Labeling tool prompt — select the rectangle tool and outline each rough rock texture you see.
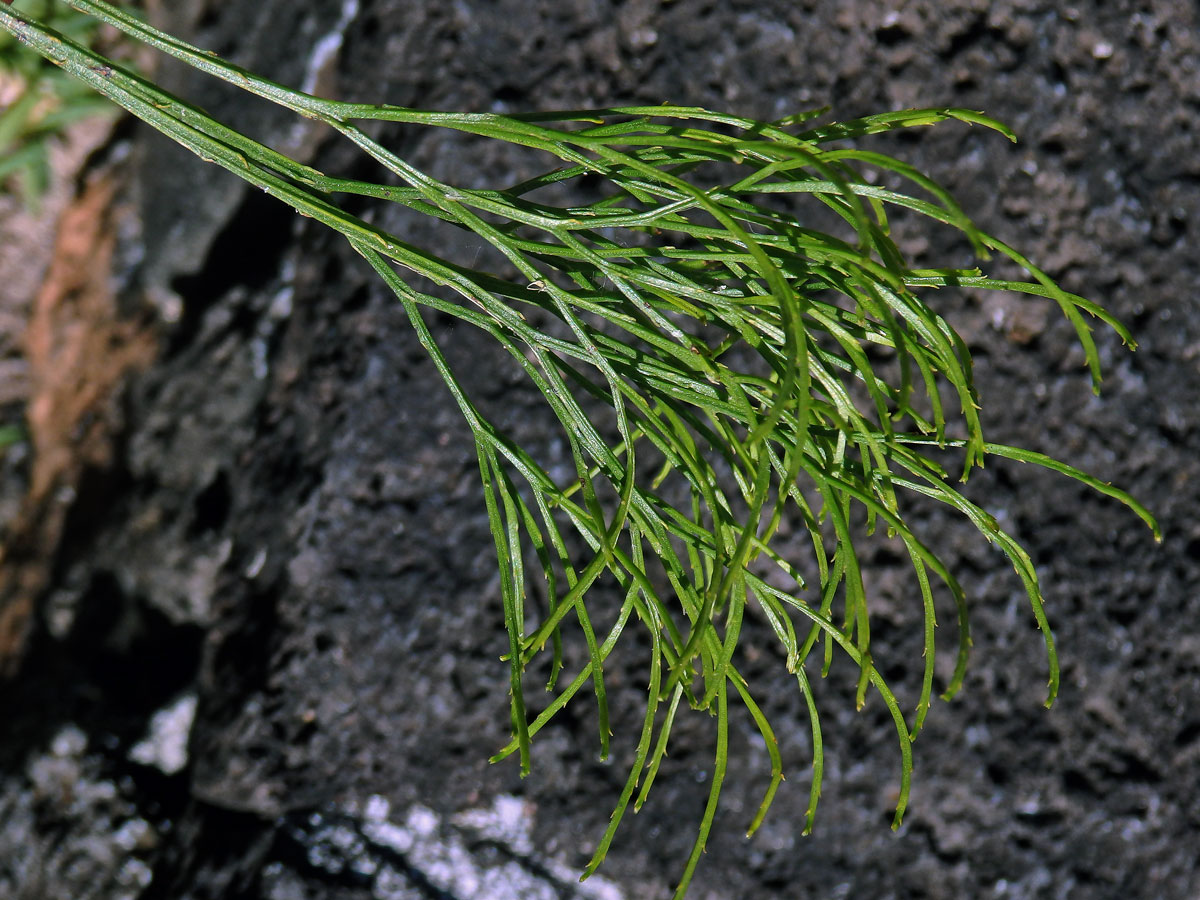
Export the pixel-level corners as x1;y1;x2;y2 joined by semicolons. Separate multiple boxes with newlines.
1;1;1197;898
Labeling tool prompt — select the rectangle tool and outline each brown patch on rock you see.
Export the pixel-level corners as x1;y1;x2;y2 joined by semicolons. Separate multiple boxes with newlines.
0;170;158;674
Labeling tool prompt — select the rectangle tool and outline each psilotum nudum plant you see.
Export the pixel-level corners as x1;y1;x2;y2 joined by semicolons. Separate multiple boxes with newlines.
0;2;1159;897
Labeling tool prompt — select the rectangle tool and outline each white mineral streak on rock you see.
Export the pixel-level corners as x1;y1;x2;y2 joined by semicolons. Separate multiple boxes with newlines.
355;794;625;899
128;693;197;774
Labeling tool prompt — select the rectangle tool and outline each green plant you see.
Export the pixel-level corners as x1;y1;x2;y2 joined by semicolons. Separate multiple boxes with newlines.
0;423;20;451
0;0;119;208
0;2;1160;896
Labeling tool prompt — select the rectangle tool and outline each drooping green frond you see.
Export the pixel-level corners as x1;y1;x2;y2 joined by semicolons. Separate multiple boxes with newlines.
0;3;1159;897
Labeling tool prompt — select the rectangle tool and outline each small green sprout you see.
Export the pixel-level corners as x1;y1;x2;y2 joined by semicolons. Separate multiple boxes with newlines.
0;0;121;208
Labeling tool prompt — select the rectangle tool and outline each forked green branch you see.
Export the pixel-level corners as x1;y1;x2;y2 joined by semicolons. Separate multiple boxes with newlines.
0;2;1160;896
